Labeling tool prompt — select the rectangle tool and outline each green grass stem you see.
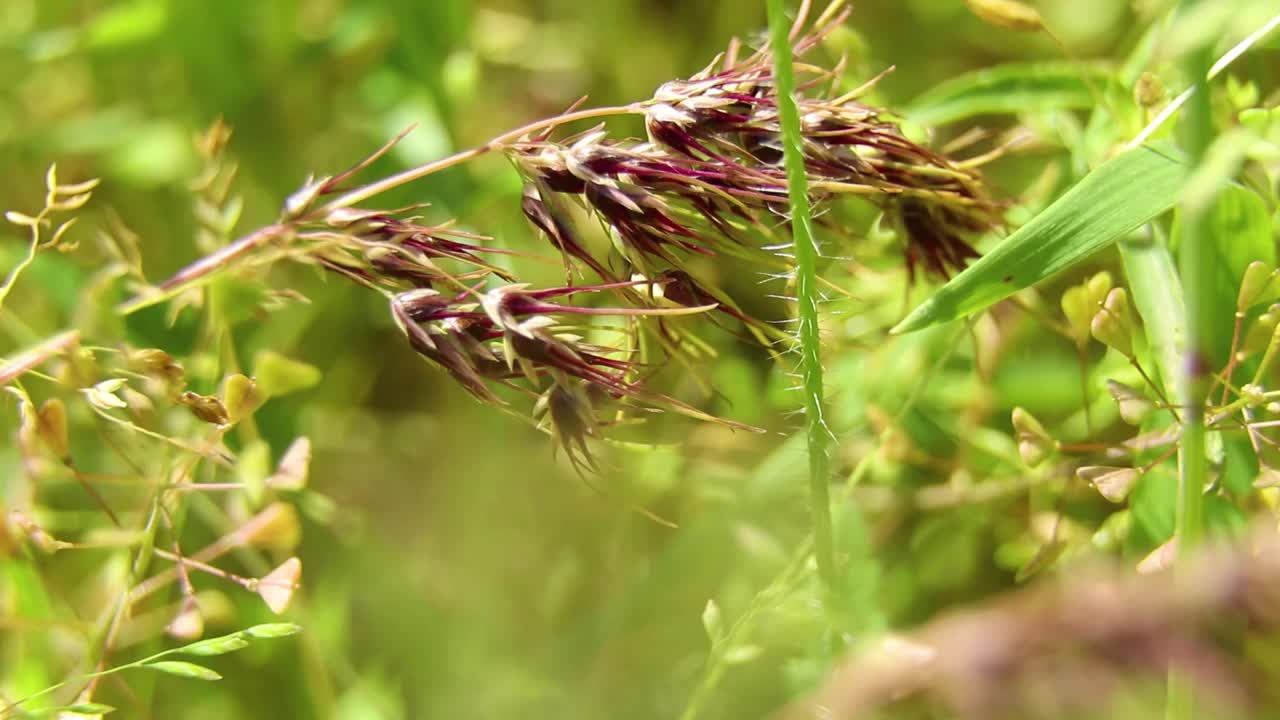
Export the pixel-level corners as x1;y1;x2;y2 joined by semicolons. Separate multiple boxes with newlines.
1168;1;1216;717
765;0;838;609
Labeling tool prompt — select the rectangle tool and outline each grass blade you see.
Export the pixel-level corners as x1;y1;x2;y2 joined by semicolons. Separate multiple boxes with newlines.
906;61;1118;126
892;143;1189;334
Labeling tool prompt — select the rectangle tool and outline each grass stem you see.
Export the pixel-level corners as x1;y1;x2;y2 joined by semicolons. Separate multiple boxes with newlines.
1168;1;1215;717
766;0;838;610
320;104;642;212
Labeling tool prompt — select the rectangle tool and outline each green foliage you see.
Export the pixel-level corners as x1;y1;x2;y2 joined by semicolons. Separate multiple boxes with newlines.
894;144;1190;334
3;1;1280;719
907;61;1119;126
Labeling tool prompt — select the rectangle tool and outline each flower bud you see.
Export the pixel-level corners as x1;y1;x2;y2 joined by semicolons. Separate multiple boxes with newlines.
1240;383;1266;407
1061;272;1111;349
1237;261;1278;312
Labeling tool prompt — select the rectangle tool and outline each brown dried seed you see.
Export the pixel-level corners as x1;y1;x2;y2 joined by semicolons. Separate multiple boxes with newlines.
133;348;186;382
178;391;230;426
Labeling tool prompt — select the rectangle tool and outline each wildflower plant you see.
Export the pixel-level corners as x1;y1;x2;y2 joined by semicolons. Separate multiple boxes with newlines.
120;0;1000;474
5;0;1280;718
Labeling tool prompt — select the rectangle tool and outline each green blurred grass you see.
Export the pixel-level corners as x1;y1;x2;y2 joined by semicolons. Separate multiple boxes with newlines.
2;1;1275;719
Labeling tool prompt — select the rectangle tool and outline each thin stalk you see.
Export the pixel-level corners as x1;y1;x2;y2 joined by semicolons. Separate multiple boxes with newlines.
766;0;838;607
0;330;79;385
131;104;643;309
318;104;641;212
1169;1;1214;717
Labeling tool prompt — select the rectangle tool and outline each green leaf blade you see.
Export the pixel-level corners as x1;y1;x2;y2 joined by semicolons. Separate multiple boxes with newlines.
906;61;1118;126
893;144;1190;334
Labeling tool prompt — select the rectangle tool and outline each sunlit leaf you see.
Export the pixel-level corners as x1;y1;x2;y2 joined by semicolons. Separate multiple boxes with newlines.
894;144;1190;334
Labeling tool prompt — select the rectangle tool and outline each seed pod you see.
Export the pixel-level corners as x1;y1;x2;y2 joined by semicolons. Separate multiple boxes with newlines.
1091;288;1134;358
267;436;311;490
133;348;185;383
36;398;70;463
167;597;205;640
1077;465;1140;503
1012;407;1056;468
1061;272;1112;349
1137;537;1176;574
222;373;262;424
1105;379;1154;425
257;557;302;614
1240;308;1279;358
178;391;229;426
1238;261;1278;312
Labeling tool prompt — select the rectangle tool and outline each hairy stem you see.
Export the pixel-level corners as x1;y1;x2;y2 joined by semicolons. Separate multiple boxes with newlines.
766;0;838;608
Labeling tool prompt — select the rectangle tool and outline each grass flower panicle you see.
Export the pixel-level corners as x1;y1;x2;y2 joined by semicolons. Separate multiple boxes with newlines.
139;0;1000;469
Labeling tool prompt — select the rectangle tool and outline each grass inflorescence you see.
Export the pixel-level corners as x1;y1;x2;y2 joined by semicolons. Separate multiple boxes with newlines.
5;1;1280;718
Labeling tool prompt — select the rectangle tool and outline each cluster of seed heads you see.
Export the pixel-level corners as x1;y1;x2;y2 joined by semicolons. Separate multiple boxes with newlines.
145;1;1001;470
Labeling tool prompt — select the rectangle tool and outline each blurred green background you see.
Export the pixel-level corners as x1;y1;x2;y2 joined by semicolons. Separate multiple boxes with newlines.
2;1;1265;719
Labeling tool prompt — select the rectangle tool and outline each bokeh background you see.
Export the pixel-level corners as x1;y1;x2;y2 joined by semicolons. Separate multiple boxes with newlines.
3;1;1276;719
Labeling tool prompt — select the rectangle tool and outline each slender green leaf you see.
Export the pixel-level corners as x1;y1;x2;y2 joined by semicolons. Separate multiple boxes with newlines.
243;622;304;639
144;661;222;681
906;62;1117;126
893;144;1190;334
